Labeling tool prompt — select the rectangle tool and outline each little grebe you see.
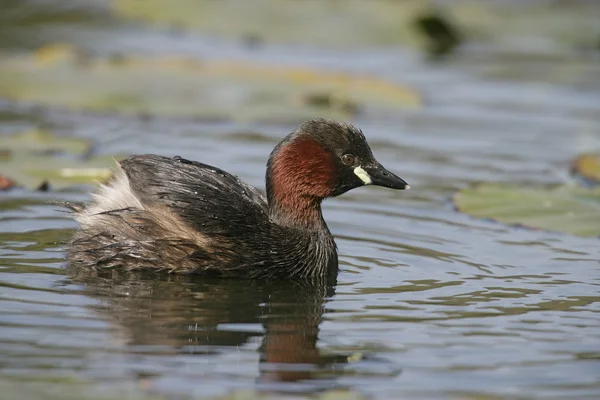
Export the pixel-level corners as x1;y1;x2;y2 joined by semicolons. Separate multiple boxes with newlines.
67;119;408;279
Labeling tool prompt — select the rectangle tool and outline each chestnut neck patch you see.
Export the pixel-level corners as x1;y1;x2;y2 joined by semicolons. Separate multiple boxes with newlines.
267;137;336;228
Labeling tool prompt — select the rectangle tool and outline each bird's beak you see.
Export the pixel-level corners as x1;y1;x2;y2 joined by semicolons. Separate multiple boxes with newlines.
354;162;409;190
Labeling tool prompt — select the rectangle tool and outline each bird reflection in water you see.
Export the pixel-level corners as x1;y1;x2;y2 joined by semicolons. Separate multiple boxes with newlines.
69;269;385;395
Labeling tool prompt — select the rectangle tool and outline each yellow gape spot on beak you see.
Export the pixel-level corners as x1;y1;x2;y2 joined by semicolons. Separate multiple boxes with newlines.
353;166;372;185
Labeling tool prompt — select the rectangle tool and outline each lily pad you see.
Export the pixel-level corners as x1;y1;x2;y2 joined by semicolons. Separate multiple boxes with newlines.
1;128;115;189
453;183;600;237
570;153;600;187
0;44;421;122
2;152;114;190
113;0;600;49
209;389;367;400
1;128;91;156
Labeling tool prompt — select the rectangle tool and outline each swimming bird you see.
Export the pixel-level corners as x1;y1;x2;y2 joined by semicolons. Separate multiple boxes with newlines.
67;119;408;279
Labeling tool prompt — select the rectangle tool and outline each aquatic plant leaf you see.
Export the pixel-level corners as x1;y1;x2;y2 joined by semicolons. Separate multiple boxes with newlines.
454;183;600;237
114;0;425;47
1;129;91;156
0;175;17;190
0;45;421;122
1;152;114;189
0;129;116;189
209;389;367;400
113;0;599;49
319;390;368;400
571;153;600;186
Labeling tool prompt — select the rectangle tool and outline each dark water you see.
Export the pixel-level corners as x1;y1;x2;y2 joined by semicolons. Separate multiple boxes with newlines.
1;1;600;399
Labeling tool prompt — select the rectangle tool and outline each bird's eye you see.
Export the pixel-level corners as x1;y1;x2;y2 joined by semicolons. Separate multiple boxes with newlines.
342;154;356;166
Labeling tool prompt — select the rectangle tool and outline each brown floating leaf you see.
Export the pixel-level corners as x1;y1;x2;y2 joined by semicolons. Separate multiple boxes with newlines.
570;153;600;186
0;175;17;191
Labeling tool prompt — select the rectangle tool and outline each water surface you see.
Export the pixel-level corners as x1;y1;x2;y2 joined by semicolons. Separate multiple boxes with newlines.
1;1;600;399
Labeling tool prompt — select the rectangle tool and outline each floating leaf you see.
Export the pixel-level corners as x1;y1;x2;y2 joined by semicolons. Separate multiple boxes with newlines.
113;0;427;47
454;183;600;237
1;129;91;156
570;153;600;186
0;175;17;190
0;128;116;189
113;0;600;49
1;151;114;190
208;389;367;400
34;43;79;65
319;390;367;400
0;44;421;122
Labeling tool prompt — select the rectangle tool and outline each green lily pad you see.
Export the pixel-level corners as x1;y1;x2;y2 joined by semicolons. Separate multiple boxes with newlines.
209;389;367;400
453;183;600;237
2;151;114;190
0;44;421;122
113;0;600;49
570;153;600;186
1;128;116;189
1;128;91;156
113;0;425;47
